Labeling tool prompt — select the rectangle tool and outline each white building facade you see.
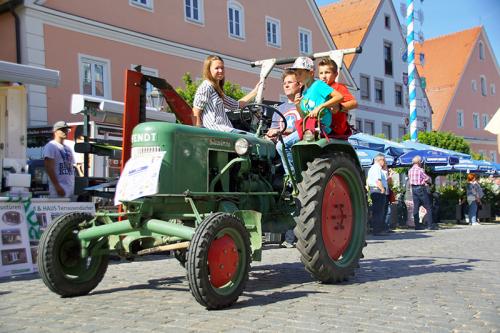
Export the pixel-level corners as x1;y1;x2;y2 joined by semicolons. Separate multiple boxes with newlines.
322;0;432;140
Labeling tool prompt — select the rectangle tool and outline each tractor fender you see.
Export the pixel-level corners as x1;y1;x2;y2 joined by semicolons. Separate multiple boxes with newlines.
233;210;262;262
217;201;262;261
291;138;362;182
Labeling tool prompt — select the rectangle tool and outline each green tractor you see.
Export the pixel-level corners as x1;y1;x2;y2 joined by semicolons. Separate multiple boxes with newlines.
37;48;368;309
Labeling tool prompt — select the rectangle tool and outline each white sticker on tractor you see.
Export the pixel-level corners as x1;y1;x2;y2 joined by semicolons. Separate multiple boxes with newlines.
114;151;166;205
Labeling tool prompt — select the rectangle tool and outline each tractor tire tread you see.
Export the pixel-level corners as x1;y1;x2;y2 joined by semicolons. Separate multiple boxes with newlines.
186;213;251;310
37;212;108;297
294;151;367;283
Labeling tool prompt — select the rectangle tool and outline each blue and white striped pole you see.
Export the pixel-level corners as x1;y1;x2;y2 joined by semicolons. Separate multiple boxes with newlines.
407;0;417;141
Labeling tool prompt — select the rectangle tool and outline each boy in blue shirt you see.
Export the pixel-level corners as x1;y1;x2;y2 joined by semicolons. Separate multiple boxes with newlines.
290;57;343;136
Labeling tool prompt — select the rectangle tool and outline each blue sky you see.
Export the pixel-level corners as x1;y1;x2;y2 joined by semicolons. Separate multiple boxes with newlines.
314;0;500;64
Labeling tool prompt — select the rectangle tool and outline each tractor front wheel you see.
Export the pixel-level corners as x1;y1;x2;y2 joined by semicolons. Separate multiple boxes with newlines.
294;152;367;283
186;213;251;309
37;212;109;297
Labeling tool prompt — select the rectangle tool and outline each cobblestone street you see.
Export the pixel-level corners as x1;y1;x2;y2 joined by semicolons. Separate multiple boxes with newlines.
1;224;499;332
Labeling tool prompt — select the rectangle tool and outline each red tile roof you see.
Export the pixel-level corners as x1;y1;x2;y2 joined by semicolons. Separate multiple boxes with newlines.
320;0;381;68
415;27;482;130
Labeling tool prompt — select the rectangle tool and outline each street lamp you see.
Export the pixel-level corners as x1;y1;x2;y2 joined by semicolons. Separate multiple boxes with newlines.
149;87;164;111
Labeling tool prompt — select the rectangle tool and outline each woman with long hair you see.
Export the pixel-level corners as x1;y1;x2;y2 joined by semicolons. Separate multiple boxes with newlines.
192;55;259;131
466;173;484;225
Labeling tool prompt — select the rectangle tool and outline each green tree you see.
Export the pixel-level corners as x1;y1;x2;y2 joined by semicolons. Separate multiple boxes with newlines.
470;151;483;160
176;73;246;107
402;131;471;154
175;73;199;107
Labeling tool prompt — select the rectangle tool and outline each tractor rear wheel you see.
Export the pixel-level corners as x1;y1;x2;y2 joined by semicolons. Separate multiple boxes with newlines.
186;213;251;309
294;152;367;283
37;212;109;297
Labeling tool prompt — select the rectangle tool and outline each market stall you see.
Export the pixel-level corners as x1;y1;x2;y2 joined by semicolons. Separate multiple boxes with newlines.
0;61;85;278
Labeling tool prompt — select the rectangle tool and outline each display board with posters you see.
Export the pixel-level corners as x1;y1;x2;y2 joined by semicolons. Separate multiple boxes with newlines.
0;202;33;277
0;199;95;277
29;200;95;271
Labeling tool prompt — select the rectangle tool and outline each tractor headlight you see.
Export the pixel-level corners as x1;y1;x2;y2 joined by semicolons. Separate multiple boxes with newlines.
234;138;250;155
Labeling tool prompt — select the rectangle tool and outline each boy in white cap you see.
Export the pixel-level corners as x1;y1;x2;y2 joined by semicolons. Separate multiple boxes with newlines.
290;56;343;135
43;121;75;198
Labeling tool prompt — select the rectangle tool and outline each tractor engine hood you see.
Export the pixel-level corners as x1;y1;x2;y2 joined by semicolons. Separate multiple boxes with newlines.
128;122;276;194
131;122;276;159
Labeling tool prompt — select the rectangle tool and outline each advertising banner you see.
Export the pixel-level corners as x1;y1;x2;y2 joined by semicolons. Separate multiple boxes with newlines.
0;202;33;278
29;201;95;271
0;199;95;277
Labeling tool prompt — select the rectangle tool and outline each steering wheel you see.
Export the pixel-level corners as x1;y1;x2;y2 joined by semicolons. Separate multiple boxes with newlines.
239;103;287;136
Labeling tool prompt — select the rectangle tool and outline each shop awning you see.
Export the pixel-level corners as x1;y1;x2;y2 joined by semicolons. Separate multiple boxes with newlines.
0;61;60;87
400;140;471;159
349;133;407;158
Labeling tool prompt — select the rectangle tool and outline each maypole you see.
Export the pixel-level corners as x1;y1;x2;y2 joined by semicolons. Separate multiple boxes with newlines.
406;0;417;141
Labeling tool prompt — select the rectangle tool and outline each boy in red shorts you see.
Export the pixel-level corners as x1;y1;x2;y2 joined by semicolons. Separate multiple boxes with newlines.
317;58;358;138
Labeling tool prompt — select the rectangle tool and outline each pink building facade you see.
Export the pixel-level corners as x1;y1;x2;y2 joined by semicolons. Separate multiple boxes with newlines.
1;0;338;126
442;31;500;161
417;27;500;162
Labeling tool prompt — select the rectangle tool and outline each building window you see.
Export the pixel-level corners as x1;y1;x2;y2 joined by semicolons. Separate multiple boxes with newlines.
185;0;203;24
457;110;464;128
130;0;153;10
382;123;392;140
395;84;403;106
364;120;374;135
79;55;110;98
491;83;496;95
422;121;428;131
227;1;244;39
482;114;489;128
478;150;486;159
384;15;390;29
471;80;477;91
375;79;384;103
298;28;312;55
355;119;363;132
383;41;393;76
398;126;407;138
479;41;485;60
473;113;480;129
360;75;370;100
490;151;497;163
480;76;487;96
266;17;281;48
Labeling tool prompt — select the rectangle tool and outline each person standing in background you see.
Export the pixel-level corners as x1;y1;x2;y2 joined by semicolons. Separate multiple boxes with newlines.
466;173;483;226
382;162;395;233
408;155;436;230
366;154;388;236
43;121;75;198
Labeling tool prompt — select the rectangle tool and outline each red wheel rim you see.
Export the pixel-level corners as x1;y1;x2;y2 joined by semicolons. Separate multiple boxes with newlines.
207;234;239;288
321;174;353;260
